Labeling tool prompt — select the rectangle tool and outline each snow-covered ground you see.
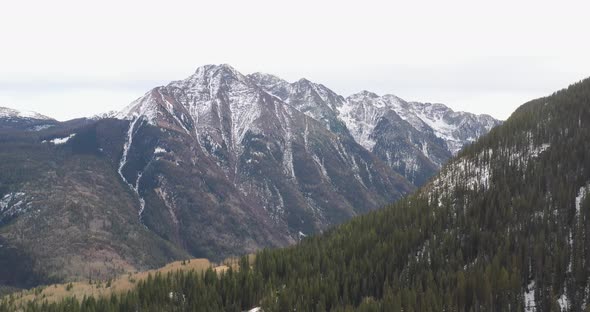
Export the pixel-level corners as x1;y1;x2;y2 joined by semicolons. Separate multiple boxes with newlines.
524;280;536;312
558;290;569;311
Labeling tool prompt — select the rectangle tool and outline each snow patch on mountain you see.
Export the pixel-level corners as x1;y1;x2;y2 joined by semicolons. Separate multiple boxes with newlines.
576;185;588;217
338;93;386;151
31;124;54;131
558;290;570;311
155;179;179;225
0;192;30;222
117;92;160;123
429;149;492;207
43;133;76;145
0;107;53;120
336;91;500;186
118;117;147;223
524;280;536;312
506;135;551;169
116;65;498;191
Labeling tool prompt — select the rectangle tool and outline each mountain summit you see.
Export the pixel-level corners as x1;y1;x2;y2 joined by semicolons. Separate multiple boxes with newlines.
0;65;498;289
115;64;414;256
246;66;501;185
110;64;499;259
9;76;588;312
0;107;52;121
0;107;56;131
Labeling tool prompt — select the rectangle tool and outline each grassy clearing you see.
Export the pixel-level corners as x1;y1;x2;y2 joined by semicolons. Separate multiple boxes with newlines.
7;258;230;305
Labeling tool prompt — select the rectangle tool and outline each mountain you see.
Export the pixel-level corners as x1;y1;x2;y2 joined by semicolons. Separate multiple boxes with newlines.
0;65;414;289
247;77;590;311
114;64;413;256
0;107;52;121
246;73;350;137
0;107;57;131
0;118;190;290
0;65;497;293
12;77;588;311
249;73;501;186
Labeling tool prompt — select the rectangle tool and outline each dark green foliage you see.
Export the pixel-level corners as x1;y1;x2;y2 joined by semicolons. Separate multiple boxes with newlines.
3;78;590;311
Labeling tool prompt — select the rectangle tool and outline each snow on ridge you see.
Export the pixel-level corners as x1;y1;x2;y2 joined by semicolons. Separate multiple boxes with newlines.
407;103;475;154
31;124;54;131
338;92;499;157
400;101;500;154
110;65;498;183
0;107;53;120
337;96;380;151
112;66;498;150
116;90;160;123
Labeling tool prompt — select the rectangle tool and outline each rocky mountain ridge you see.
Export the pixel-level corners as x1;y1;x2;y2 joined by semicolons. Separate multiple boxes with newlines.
0;65;498;289
247;68;501;186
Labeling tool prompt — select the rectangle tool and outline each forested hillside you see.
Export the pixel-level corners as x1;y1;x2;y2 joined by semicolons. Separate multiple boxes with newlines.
2;78;589;311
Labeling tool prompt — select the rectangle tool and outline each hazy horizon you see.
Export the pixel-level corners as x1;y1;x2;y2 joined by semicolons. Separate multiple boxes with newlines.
1;0;589;121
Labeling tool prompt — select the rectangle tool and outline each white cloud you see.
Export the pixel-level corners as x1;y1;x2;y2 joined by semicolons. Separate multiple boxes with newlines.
1;0;589;120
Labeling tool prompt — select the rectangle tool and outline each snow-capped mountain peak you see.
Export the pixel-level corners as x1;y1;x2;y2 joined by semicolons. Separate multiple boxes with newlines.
349;90;380;99
112;64;414;248
404;101;500;154
116;64;500;188
0;107;53;120
247;72;289;88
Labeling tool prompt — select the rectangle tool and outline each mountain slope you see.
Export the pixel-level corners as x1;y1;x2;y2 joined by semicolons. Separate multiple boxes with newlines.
0;107;52;121
339;92;500;186
0;107;57;131
247;73;351;137
250;77;590;311
14;77;589;311
0;65;415;290
115;65;413;258
0;65;496;294
250;74;501;186
0;119;189;290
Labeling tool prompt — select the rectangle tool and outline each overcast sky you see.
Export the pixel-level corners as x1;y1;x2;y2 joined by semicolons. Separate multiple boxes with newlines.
1;0;589;121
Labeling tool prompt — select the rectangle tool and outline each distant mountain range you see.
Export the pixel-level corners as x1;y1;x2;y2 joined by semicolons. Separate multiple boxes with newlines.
6;74;589;312
248;72;499;185
0;107;57;131
0;65;499;288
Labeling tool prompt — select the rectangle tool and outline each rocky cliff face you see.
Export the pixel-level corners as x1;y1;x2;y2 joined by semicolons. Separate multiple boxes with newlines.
115;65;413;259
249;72;501;186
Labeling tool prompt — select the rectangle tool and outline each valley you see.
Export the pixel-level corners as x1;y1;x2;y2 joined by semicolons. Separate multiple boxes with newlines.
1;75;586;311
0;65;499;294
